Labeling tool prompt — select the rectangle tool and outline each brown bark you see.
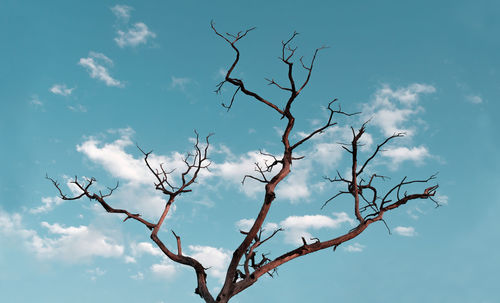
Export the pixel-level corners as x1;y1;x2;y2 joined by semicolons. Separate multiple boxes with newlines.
48;23;439;303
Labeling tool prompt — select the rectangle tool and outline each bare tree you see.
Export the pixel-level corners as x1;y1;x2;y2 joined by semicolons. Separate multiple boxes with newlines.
48;23;439;303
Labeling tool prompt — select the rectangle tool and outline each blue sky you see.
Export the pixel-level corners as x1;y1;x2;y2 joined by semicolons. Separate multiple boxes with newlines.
0;0;499;302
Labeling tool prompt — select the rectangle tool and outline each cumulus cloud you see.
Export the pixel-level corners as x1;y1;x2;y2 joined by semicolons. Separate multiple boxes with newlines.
50;84;74;96
210;147;313;202
280;212;355;245
188;245;231;280
363;83;435;137
76;128;188;218
393;226;417;237
276;166;311;203
115;22;156;48
37;222;124;261
382;146;430;166
0;209;124;262
76;128;186;186
77;128;149;184
78;52;123;87
131;241;163;257
151;259;177;279
343;242;365;252
210;150;273;198
111;4;133;22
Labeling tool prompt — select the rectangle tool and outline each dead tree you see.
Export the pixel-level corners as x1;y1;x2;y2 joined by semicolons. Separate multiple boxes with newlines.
48;23;439;303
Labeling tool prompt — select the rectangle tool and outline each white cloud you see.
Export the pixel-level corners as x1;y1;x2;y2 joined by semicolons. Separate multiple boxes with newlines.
131;241;163;257
393;226;417;237
151;259;177;279
210;150;273;198
36;222;124;261
50;84;74;96
363;83;435;137
87;267;106;280
77;134;149;184
68;104;87;112
280;212;355;245
343;242;365;252
235;218;255;232
30;178;78;213
0;209;123;262
170;76;191;91
382;146;430;166
235;218;279;233
115;22;156;48
130;271;144;280
0;210;31;238
310;142;343;167
188;245;231;280
466;95;483;104
111;4;133;21
30;196;64;214
275;167;311;203
208;146;313;202
130;242;177;279
77;128;186;186
76;128;190;218
30;95;43;106
89;51;114;65
377;83;435;106
78;52;123;87
435;193;449;206
124;255;136;263
407;205;426;220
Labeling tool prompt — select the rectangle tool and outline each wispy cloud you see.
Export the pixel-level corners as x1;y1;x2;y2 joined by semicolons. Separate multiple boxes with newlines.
30;196;64;214
87;267;106;281
115;22;156;48
435;193;449;205
393;226;417;237
170;76;192;91
130;271;144;280
50;84;74;96
78;52;123;87
30;178;80;213
111;4;133;22
68;104;87;112
30;95;43;106
466;94;483;104
343;242;365;252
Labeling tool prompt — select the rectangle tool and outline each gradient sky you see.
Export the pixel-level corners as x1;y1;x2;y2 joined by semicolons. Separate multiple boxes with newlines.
1;1;499;302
